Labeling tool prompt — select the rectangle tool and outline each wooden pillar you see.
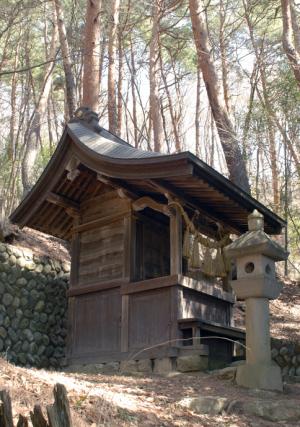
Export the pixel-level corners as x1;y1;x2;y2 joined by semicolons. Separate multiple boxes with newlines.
169;206;182;346
123;213;136;281
170;206;182;274
70;216;80;287
121;212;135;353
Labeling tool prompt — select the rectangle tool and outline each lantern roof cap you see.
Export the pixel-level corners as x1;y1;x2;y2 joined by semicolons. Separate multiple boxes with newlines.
225;211;288;261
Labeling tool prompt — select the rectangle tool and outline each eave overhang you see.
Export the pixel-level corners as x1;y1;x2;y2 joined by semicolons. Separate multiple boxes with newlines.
10;122;286;239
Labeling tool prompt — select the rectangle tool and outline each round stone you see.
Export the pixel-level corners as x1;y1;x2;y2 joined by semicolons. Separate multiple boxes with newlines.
17;258;26;268
23;329;34;342
42;335;50;346
19;318;29;329
20;297;28;307
29;342;38;353
62;262;70;273
16;277;27;287
3;293;13;306
43;264;52;274
12;297;20;308
4;316;10;328
282;365;289;376
9;255;17;265
21;341;29;352
33;332;42;343
18;353;27;365
0;244;6;252
0;313;4;326
40;313;48;323
289;366;296;376
30;289;39;301
5;338;12;348
279;346;289;356
0;272;7;281
37;345;46;356
0;252;9;262
11;318;20;330
15;309;23;318
8;328;18;343
35;264;43;273
0;327;7;339
0;282;4;294
13;341;22;353
35;300;45;312
271;348;279;358
0;337;3;351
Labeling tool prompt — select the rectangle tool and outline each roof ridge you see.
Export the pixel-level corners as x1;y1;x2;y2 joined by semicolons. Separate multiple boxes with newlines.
70;107;132;148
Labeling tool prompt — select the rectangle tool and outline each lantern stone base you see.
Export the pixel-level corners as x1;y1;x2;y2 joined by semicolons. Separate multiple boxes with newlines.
236;362;283;391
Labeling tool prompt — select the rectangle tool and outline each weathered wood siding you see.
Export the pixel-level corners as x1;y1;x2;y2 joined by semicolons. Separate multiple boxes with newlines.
71;288;121;357
75;191;131;286
128;288;171;350
181;288;231;325
135;214;170;281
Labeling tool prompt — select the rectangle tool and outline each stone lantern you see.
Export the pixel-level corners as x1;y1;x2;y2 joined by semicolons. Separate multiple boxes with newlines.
225;210;288;391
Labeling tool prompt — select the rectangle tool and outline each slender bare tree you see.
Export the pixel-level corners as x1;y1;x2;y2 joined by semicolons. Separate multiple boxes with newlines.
281;0;300;88
107;0;120;133
149;0;163;152
82;0;102;112
53;0;76;118
189;0;250;192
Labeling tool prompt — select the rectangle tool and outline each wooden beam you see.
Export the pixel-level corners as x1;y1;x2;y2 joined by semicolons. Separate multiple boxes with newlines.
46;192;80;214
97;174;137;199
72;211;130;234
132;196;170;216
120;295;129;352
149;179;239;235
67;278;127;297
170;205;182;275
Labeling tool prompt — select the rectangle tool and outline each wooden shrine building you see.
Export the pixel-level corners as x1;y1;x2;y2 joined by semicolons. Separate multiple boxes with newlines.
11;108;285;368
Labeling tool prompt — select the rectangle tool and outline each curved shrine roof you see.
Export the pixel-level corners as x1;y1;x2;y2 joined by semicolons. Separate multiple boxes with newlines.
10;114;285;239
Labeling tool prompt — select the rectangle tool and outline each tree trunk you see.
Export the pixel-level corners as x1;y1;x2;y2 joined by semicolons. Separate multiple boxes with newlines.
107;0;120;133
195;63;201;157
53;0;76;118
189;0;250;193
129;34;138;147
22;20;58;195
219;0;231;114
159;43;181;152
82;0;102;111
281;0;300;88
149;0;164;152
117;30;123;136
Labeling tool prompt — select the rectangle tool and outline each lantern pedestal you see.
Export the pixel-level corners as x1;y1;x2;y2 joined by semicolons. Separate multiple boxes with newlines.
225;210;288;391
236;363;282;391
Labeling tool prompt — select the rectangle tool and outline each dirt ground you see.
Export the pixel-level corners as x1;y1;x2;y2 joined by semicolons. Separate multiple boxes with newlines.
1;227;299;426
1;357;300;427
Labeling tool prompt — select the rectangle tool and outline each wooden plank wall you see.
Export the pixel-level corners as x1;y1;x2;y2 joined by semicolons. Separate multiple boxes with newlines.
72;288;121;356
77;191;130;286
135;214;170;281
128;288;171;350
181;288;231;325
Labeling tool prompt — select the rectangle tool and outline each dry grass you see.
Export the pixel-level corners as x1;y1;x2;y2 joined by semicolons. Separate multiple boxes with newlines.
1;356;300;427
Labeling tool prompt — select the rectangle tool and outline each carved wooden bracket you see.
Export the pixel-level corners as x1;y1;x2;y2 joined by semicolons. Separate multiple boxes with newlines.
66;157;80;181
132;196;170;216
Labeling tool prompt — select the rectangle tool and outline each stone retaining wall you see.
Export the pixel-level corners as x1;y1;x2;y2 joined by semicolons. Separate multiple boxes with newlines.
271;339;300;377
0;242;69;368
